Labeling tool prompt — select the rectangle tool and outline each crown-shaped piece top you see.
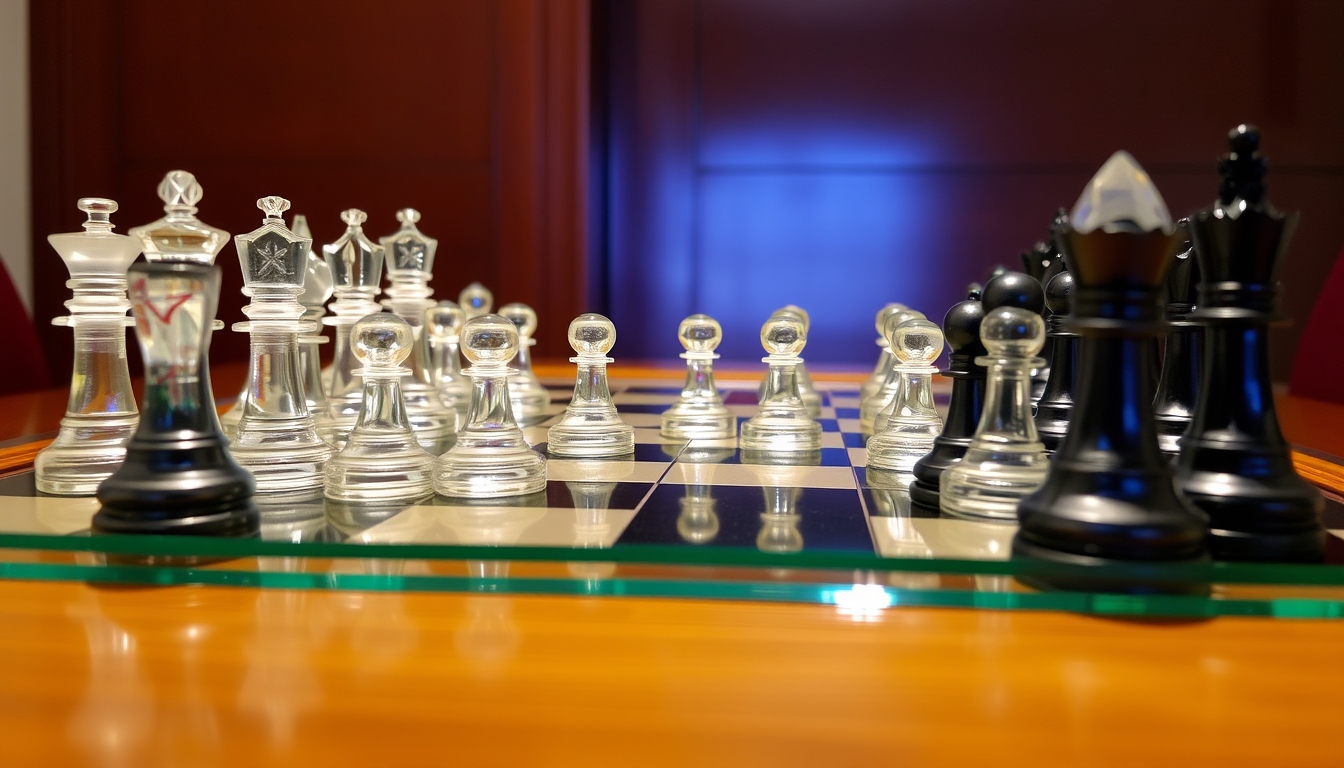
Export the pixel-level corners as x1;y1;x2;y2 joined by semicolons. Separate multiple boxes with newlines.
233;196;310;289
47;198;142;279
1070;151;1173;234
379;208;438;277
1188;125;1292;317
322;208;384;292
130;171;230;265
290;214;334;309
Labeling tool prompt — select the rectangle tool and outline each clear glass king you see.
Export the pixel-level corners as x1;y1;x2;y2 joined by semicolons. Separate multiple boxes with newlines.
323;209;386;446
228;197;334;492
35;199;142;495
547;313;635;457
660;314;734;440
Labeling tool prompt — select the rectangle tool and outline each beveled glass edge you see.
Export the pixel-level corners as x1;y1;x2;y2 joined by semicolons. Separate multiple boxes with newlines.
0;532;1342;587
0;559;1340;620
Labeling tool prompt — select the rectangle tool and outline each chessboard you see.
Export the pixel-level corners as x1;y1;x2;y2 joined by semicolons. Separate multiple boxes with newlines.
1;374;1342;575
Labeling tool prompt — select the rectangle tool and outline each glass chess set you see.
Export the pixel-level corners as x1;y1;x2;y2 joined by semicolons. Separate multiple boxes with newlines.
4;132;1344;621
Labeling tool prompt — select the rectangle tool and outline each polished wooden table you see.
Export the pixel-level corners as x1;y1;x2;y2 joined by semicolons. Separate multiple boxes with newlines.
1;363;1342;766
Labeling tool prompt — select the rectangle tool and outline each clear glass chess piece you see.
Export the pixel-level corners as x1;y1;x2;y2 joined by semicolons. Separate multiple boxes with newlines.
660;314;734;440
322;209;385;446
866;318;945;472
292;213;337;444
757;305;822;418
433;314;547;498
739;314;822;453
941;307;1050;521
547;313;635;457
424;301;471;422
859;303;907;406
324;314;437;503
459;281;493;319
228;197;334;493
35;199;141;496
861;308;926;434
746;453;819;554
498;302;549;423
378;208;458;454
673;444;733;544
1071;151;1174;234
94;261;258;536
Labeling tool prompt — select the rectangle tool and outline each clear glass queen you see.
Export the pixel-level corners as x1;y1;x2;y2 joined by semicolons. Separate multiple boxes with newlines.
228;197;334;493
34;199;142;495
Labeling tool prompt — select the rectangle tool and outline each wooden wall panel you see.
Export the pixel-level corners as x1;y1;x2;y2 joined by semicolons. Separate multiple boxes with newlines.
31;0;588;384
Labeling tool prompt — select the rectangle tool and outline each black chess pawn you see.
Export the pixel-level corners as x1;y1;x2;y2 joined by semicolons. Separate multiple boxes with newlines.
981;270;1045;316
965;282;983;301
94;262;258;536
984;264;1010;286
1178;125;1325;562
1152;223;1201;458
1014;151;1208;589
910;289;986;512
1033;271;1076;453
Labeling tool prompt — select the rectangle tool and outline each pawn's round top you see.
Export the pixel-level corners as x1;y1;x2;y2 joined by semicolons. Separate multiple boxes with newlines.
500;302;538;338
981;307;1045;358
982;270;1045;314
678;314;722;353
258;196;290;220
352;313;413;368
882;308;926;345
424;301;465;341
340;208;367;228
1045;270;1074;315
459;282;493;316
780;304;810;331
461;314;519;366
569;313;616;356
892;319;944;364
760;315;805;356
158;171;202;210
965;283;982;301
396;208;420;225
942;299;987;355
875;303;907;337
1229;123;1259;154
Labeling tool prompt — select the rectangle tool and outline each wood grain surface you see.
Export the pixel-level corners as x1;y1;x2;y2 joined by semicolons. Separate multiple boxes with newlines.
0;578;1340;767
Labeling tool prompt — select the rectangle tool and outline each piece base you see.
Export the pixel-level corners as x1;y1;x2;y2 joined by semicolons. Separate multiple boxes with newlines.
434;445;548;499
1011;535;1211;596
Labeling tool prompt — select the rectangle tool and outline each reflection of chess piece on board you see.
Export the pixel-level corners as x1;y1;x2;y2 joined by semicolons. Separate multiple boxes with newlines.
548;313;635;457
661;314;734;440
424;301;471;422
867;318;944;470
1178;126;1325;562
229;197;334;493
860;303;907;406
94;262;258;537
860;308;925;434
499;302;550;423
66;594;156;765
740;314;822;453
864;468;933;560
255;488;327;543
325;314;437;504
36;199;141;496
322;209;386;447
743;450;819;554
434;314;547;498
1015;151;1208;587
236;582;321;743
379;209;458;454
673;444;733;544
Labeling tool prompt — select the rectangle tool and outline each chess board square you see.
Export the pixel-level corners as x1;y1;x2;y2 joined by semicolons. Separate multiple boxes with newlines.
819;432;845;449
535;440;682;464
860;485;938;519
847;447;867;467
723;390;760;406
834;407;861;420
661;462;856;489
612;392;682;406
618;386;685;396
817;418;839;432
616;484;873;552
608;403;671;415
356;504;638;547
869;517;1014;560
830;396;862;409
837;418;863;433
842;432;866;448
0;495;98;535
542;458;670;483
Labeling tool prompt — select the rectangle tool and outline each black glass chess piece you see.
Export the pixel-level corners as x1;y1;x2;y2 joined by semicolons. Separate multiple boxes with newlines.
1153;223;1201;459
94;262;258;536
1014;151;1209;589
1177;125;1325;562
1033;270;1076;453
909;289;986;512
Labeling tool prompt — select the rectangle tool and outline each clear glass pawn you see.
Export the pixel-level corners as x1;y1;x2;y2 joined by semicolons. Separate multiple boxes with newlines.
859;303;907;406
379;208;458;454
433;314;547;498
661;314;734;440
229;197;334;493
35;199;142;495
459;281;493;319
941;307;1050;521
740;314;822;453
547;313;634;457
424;301;471;422
322;209;385;446
324;314;436;503
861;308;926;434
758;306;822;417
499;302;549;423
866;318;945;472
